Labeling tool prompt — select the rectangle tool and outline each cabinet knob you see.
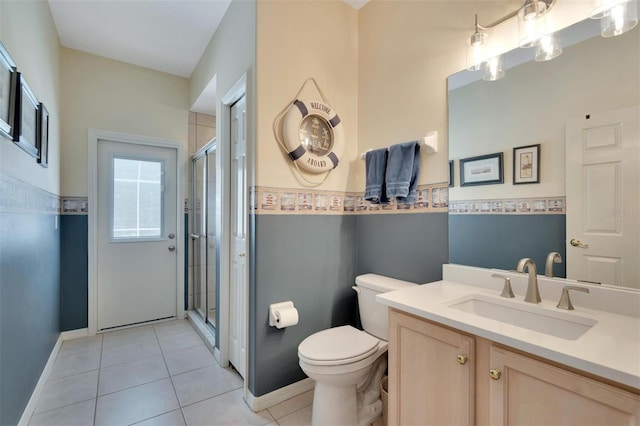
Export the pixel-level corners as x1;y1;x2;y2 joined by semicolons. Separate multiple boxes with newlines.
457;355;468;365
489;369;502;380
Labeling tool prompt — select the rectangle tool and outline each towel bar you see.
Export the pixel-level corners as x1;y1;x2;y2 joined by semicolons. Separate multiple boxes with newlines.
359;131;438;160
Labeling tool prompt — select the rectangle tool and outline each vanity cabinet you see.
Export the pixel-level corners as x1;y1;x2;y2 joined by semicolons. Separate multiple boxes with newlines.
388;309;640;426
388;308;475;426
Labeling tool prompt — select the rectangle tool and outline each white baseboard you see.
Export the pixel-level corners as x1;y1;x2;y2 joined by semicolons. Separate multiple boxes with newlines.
17;328;90;426
245;378;315;412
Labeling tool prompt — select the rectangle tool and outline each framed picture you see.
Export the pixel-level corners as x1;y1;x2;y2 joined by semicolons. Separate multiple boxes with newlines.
513;144;540;184
448;160;454;187
37;103;49;167
15;74;40;158
460;152;503;186
0;42;17;141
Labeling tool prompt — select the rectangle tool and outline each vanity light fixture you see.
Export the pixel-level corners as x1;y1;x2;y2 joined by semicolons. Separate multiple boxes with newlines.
591;0;638;37
467;0;558;81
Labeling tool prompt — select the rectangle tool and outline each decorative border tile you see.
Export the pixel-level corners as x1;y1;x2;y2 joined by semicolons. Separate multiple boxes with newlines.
0;172;60;214
449;197;565;215
60;197;89;215
251;183;449;215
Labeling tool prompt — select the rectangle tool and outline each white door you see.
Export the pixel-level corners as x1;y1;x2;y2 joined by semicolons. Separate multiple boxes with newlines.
566;105;639;288
229;95;247;377
97;139;178;330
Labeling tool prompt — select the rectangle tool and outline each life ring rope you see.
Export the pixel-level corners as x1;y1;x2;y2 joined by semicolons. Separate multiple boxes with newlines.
273;78;342;186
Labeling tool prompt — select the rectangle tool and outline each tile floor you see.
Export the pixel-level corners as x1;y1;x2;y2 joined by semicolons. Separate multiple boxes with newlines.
28;319;317;426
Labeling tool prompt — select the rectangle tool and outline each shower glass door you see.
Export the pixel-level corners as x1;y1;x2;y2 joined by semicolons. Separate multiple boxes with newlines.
191;142;217;330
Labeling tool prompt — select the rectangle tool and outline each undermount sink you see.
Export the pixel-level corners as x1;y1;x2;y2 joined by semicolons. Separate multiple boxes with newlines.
447;294;598;340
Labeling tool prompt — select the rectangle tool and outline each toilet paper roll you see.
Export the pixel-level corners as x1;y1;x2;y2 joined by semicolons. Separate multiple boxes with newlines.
274;307;299;329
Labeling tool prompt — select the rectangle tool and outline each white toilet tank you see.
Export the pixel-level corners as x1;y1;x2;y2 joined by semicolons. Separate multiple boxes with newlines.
354;273;417;341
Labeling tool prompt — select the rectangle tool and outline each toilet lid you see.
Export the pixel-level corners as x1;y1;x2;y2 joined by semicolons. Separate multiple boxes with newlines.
298;325;379;364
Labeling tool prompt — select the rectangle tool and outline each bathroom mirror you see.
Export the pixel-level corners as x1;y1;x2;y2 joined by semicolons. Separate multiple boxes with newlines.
448;18;639;290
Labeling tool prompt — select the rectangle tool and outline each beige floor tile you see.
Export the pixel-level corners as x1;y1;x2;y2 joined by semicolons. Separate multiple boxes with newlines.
164;345;215;376
182;388;274;426
153;319;195;337
132;409;186;426
35;370;98;414
371;415;385;426
94;378;179;426
102;325;156;348
172;364;243;407
49;349;101;380
58;335;102;356
158;331;202;354
29;399;95;426
100;337;161;368
276;405;312;426
267;389;314;420
98;355;168;395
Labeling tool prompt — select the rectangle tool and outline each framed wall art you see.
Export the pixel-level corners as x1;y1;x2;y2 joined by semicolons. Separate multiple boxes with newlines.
460;152;503;187
15;73;40;158
37;103;49;167
513;144;540;184
0;42;17;141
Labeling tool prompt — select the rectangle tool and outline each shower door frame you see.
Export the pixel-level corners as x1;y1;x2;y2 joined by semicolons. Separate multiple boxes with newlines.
191;140;217;329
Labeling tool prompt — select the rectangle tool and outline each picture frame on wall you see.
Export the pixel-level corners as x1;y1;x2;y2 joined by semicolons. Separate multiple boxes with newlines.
0;42;17;141
37;103;49;168
448;160;454;187
460;152;503;187
15;73;40;159
513;144;540;185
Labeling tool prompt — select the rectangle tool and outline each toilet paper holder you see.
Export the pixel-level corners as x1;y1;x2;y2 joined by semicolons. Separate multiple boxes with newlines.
269;301;297;327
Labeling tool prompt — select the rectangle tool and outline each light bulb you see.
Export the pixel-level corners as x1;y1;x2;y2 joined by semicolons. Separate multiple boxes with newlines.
601;0;638;36
466;31;488;71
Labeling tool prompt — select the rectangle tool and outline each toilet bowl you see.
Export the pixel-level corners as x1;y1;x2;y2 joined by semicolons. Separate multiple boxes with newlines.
298;274;417;426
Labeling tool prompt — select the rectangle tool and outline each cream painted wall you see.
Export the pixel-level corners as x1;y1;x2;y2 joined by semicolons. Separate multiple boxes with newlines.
356;0;594;190
60;48;189;196
449;27;639;201
0;0;61;195
255;0;358;191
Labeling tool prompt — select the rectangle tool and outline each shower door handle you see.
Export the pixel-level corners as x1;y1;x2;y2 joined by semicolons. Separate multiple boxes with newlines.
190;234;206;240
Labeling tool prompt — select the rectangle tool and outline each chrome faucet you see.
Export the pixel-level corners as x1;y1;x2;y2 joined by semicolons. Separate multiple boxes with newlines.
545;252;563;277
516;258;541;303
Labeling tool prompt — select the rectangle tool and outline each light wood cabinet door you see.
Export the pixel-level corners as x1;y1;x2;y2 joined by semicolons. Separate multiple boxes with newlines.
388;309;475;426
489;346;640;425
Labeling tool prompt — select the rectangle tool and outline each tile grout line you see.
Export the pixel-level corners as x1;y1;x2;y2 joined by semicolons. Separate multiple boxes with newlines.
93;334;104;426
154;323;189;426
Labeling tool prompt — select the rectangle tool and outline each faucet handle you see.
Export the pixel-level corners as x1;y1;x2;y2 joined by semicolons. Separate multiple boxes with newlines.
492;273;515;298
557;286;590;310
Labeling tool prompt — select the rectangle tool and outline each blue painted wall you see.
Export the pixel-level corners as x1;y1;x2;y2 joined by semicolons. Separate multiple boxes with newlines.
248;211;449;397
0;212;61;426
449;214;566;277
60;215;88;331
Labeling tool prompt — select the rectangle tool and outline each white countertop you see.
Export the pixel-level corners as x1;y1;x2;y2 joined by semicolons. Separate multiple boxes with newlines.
377;279;640;390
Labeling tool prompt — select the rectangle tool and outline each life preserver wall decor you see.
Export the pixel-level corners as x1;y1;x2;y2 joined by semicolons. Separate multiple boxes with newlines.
283;99;344;173
274;78;344;178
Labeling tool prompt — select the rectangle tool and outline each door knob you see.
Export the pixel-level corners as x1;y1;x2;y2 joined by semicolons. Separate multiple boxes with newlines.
168;245;176;252
457;354;468;365
489;369;502;380
570;238;589;248
168;233;175;239
239;252;246;257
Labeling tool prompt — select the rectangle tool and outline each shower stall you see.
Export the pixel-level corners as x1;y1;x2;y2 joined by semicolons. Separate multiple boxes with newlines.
191;141;217;329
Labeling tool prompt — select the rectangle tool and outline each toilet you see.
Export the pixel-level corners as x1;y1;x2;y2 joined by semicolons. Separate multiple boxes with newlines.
298;273;417;426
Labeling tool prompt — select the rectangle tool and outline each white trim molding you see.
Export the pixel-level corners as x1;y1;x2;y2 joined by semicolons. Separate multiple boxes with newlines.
87;129;185;335
245;378;315;413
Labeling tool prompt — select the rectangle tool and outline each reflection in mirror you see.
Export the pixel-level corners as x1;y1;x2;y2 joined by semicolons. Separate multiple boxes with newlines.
448;18;639;289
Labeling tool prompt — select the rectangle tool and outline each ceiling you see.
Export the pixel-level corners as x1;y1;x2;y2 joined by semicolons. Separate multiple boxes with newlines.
47;0;363;113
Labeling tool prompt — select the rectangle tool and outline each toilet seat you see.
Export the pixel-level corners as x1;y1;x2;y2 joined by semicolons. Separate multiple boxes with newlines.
298;325;380;366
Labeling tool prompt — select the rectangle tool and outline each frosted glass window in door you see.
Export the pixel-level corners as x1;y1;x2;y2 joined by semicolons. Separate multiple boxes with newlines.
112;157;164;239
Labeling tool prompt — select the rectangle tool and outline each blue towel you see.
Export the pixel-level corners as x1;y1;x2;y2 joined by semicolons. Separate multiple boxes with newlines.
386;141;420;204
364;148;389;204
